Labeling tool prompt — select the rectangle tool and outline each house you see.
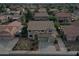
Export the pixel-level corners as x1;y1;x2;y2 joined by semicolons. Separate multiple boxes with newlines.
30;9;36;14
0;15;8;24
7;15;21;21
9;4;21;11
49;9;59;15
33;8;49;21
38;8;47;13
62;21;79;41
27;21;57;40
55;12;72;24
33;12;49;21
25;4;37;9
0;21;22;40
8;10;21;15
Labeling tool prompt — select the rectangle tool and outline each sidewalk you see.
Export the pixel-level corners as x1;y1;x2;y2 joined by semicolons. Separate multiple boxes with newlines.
57;38;67;52
0;38;19;51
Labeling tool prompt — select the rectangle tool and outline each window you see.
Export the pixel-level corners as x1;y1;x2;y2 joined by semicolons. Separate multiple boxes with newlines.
29;35;32;37
49;29;52;32
41;30;44;32
59;20;64;23
29;30;31;32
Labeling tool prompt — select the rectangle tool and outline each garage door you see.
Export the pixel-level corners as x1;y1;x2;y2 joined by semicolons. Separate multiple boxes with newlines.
38;37;49;50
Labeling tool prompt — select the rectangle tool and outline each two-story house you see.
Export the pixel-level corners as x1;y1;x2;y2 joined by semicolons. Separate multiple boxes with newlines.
27;21;56;39
27;21;57;49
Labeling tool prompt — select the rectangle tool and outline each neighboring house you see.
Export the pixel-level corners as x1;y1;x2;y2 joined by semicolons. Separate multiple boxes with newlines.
55;12;72;24
62;21;79;41
38;8;47;13
25;4;37;9
9;4;21;11
27;21;57;41
7;15;21;21
0;15;8;24
0;21;22;40
49;9;59;15
33;8;49;21
33;12;49;21
8;10;21;15
30;9;36;14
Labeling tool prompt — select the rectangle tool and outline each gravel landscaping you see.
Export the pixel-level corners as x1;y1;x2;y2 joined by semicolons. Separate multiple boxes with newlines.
12;38;38;51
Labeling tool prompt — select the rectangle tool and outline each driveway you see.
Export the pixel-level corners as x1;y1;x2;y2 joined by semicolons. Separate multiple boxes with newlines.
38;37;49;50
0;38;19;51
38;37;56;51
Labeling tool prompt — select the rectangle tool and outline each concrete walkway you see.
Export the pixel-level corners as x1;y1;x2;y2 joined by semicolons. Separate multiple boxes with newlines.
57;38;67;52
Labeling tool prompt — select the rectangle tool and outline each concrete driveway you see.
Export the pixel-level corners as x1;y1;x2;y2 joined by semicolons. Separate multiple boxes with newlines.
0;38;19;51
38;37;49;50
38;37;56;51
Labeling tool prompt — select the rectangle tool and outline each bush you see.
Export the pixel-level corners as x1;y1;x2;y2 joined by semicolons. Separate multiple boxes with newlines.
54;40;58;44
67;48;71;51
21;26;28;37
48;16;57;22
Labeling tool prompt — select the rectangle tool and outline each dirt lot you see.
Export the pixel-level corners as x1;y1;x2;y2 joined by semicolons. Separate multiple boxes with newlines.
12;38;38;51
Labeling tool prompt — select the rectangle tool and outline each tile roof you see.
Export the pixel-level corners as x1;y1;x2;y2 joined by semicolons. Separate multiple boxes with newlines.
0;21;22;36
63;21;79;37
38;8;47;12
56;12;71;17
28;21;55;30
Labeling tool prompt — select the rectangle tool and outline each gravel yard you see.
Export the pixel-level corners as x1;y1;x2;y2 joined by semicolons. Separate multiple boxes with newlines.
12;38;38;51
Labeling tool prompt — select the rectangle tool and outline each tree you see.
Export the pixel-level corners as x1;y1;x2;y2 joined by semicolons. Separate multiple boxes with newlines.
67;5;75;13
22;9;32;23
57;6;62;11
48;16;57;22
0;4;6;12
21;26;28;37
26;9;33;20
8;17;13;22
21;15;25;25
76;52;79;56
54;40;58;44
54;22;61;33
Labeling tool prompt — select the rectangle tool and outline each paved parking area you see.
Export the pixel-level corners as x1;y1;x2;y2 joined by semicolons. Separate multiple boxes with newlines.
0;38;19;51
